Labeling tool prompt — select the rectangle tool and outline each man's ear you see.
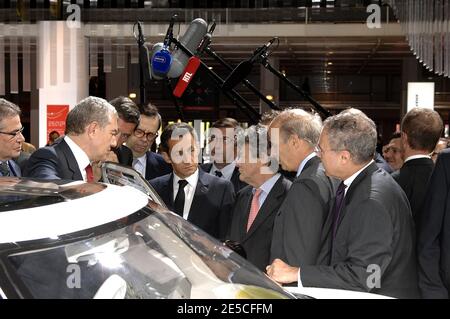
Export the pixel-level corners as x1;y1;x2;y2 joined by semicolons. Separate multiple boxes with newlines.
401;131;408;146
161;150;172;165
340;150;352;164
87;121;100;138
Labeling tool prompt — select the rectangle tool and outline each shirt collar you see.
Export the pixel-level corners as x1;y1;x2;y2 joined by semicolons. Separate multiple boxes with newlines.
136;153;147;166
64;136;91;171
173;168;199;189
404;154;431;163
343;160;374;195
211;161;236;180
256;173;281;195
296;152;317;177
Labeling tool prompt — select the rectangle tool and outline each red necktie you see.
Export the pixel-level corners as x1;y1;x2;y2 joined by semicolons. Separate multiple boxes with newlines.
85;164;94;182
247;189;262;232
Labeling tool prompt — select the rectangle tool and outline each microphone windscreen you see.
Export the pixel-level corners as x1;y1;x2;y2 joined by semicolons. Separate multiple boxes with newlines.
222;59;253;91
167;18;208;78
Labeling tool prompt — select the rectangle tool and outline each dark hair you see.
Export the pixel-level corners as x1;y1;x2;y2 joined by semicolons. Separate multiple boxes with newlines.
401;108;444;152
140;103;162;129
159;122;196;153
390;132;401;140
109;96;140;125
212;117;239;129
0;98;21;129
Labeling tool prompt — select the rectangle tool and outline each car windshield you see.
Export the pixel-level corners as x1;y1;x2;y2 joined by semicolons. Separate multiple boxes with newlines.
7;200;294;299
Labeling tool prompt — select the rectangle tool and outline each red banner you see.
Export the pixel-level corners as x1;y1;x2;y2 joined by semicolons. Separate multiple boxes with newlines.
47;105;69;141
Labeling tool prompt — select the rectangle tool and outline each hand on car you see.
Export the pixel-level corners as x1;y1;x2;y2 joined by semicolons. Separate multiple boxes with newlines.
266;258;299;285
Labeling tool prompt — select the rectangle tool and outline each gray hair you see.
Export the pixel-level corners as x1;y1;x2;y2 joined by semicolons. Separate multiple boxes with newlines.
238;124;269;159
323;108;377;165
0;98;21;129
65;96;117;135
272;108;322;147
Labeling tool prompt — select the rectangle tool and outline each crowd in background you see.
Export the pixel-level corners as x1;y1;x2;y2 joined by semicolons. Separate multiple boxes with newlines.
1;95;450;299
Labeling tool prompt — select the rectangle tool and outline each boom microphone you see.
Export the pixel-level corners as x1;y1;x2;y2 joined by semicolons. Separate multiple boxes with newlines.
222;37;277;91
167;18;208;78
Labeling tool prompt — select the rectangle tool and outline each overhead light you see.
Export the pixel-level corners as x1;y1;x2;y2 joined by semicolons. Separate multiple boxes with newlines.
129;93;137;99
326;70;332;74
208;67;213;70
327;62;333;65
266;95;274;101
282;70;286;76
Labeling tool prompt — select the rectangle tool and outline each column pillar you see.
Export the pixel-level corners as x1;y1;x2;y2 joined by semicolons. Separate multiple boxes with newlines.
35;21;88;147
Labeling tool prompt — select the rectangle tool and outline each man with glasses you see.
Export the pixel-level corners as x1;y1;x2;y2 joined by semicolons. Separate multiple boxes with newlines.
25;97;118;181
267;109;419;299
126;103;171;181
0;98;25;177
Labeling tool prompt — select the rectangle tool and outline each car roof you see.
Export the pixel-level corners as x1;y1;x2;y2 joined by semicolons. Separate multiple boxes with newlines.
0;179;149;244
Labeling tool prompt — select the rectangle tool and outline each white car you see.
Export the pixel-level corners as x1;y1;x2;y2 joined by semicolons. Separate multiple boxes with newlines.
0;163;298;299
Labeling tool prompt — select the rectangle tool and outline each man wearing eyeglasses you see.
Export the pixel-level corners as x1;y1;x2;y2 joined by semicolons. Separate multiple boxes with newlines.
126;103;171;181
25;97;118;181
0;98;25;177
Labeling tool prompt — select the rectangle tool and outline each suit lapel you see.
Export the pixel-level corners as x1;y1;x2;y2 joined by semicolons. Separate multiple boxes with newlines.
188;170;210;223
162;173;175;210
337;162;378;230
59;140;83;180
244;176;284;241
239;188;254;240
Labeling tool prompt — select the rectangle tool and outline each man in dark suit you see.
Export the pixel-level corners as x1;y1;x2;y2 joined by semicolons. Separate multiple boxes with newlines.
201;118;247;193
126;103;171;180
418;149;450;298
267;109;336;270
24;97;118;181
392;108;443;225
0;98;25;177
228;125;291;271
150;122;235;240
268;109;419;299
108;96;141;167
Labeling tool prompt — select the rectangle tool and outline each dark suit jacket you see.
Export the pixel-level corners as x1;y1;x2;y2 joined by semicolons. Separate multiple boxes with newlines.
392;157;434;225
270;156;337;268
24;139;83;181
114;145;133;167
418;149;450;298
301;163;419;299
150;169;236;239
144;151;172;181
200;163;247;193
228;175;292;271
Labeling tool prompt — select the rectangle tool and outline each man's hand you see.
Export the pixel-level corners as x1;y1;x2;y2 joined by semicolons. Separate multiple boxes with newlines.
266;258;299;285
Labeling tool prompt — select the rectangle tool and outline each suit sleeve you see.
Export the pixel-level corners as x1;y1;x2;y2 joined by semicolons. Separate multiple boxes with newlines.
300;199;395;293
271;180;327;267
417;154;449;298
23;148;61;180
218;181;236;240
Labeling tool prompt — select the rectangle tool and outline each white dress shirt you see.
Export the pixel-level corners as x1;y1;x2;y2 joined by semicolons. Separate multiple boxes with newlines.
133;154;147;177
210;161;236;181
173;169;199;220
296;152;317;177
404;154;431;163
64;136;91;182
